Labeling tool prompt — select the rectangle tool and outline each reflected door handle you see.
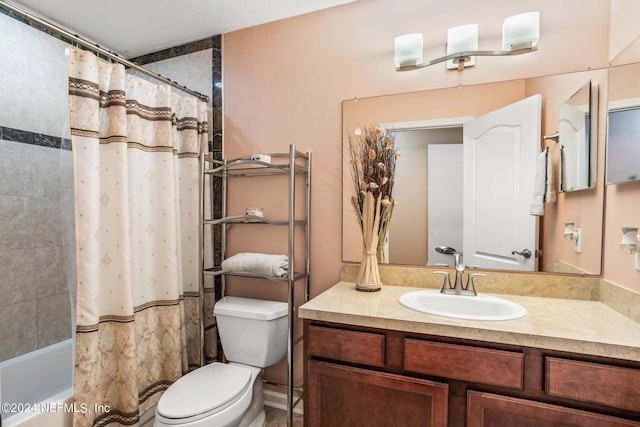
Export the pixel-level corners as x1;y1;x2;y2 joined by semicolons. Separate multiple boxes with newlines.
511;249;532;259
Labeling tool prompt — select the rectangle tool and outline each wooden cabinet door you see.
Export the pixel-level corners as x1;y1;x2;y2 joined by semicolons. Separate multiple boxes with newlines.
467;391;640;427
306;360;448;427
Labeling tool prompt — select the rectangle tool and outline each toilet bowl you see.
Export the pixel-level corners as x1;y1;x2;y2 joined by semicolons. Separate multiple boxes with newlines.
154;297;288;427
154;363;264;427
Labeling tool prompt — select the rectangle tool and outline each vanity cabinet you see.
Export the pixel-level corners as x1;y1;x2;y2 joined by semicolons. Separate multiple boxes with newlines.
304;321;640;427
304;324;449;427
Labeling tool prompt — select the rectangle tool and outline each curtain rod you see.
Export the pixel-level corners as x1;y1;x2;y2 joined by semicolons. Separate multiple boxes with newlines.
0;0;210;103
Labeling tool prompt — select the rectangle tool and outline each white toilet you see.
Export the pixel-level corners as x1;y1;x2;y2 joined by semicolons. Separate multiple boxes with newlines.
154;296;289;427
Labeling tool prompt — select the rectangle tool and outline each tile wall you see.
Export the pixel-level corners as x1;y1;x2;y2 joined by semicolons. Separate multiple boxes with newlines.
0;138;73;361
0;10;75;362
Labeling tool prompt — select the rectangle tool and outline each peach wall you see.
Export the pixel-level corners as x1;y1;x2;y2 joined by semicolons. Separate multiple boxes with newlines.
223;0;640;315
609;0;640;64
604;181;640;289
221;0;640;389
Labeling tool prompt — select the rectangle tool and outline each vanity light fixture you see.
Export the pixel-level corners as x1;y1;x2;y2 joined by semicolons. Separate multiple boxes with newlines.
563;222;582;253
394;11;539;72
620;227;640;270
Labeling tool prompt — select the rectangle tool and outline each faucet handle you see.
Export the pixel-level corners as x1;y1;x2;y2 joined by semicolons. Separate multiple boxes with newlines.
465;273;486;295
432;270;451;292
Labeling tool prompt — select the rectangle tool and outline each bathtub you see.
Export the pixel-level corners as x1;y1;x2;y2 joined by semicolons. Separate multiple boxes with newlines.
1;339;74;427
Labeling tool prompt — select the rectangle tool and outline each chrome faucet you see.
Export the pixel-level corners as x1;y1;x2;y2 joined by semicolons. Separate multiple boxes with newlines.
433;246;485;296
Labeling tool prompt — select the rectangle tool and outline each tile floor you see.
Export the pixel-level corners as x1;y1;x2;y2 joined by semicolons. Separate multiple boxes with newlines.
265;406;304;427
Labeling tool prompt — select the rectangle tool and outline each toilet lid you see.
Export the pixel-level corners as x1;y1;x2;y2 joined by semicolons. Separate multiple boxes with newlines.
157;362;252;420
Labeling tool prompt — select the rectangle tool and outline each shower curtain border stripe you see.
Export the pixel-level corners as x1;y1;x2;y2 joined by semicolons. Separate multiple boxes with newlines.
139;380;172;404
69;77;100;99
125;141;174;152
70;128;99;138
126;103;173;121
134;298;182;312
67;133;206;155
98;136;128;144
76;321;133;333
178;152;201;159
0;0;210;103
94;409;139;427
76;298;184;332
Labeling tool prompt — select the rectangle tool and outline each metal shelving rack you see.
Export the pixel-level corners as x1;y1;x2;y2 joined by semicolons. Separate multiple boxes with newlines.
199;144;311;427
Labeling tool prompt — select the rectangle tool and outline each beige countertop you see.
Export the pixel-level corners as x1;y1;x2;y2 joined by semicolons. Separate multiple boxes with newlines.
299;281;640;362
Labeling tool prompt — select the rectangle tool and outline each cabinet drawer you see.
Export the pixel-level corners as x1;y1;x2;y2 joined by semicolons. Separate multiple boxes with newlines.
546;357;640;412
404;339;524;389
468;391;640;427
307;325;385;367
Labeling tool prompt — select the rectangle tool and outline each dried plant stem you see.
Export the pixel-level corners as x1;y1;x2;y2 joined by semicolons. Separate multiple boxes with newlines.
376;202;394;263
356;192;383;291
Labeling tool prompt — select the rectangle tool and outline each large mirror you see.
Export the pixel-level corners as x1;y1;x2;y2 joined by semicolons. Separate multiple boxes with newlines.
559;80;598;192
342;69;607;274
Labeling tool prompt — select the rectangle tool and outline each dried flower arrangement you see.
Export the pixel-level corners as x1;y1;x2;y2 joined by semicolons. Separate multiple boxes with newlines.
348;125;400;291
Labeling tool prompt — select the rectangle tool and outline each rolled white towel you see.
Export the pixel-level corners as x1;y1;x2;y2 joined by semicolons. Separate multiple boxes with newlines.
221;252;289;279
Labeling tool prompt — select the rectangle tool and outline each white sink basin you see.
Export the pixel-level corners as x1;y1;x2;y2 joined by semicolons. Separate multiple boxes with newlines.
399;290;527;321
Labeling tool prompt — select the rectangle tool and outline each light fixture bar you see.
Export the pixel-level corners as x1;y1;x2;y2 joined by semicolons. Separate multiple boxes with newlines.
396;41;537;72
395;11;539;72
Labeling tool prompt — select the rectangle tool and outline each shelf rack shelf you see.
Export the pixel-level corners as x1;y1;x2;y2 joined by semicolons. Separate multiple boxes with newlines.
199;144;311;427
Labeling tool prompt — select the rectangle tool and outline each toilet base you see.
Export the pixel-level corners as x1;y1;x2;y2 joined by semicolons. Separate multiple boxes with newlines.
241;409;265;427
238;366;265;427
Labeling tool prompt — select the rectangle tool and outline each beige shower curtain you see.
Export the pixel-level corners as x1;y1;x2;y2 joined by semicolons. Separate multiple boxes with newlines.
68;49;208;426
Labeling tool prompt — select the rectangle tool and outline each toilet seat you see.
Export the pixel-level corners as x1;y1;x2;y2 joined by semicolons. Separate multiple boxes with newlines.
156;362;253;425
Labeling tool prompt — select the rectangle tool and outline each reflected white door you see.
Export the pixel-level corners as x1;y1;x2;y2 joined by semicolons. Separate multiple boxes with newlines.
463;94;541;271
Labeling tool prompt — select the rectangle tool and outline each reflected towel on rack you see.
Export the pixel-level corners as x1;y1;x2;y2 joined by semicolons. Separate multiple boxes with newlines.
221;252;289;278
545;147;557;204
529;148;555;216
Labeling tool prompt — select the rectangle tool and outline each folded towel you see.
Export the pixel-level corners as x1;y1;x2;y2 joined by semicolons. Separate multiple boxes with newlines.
221;252;289;279
545;147;557;203
529;149;547;216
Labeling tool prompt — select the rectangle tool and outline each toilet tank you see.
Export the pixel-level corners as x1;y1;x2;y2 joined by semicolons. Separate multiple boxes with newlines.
214;296;289;368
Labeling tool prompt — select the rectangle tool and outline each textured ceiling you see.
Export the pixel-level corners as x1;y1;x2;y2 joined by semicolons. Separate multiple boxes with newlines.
7;0;356;57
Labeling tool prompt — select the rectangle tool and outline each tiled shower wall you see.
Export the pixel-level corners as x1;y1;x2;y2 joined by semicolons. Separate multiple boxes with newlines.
0;137;73;361
0;11;74;361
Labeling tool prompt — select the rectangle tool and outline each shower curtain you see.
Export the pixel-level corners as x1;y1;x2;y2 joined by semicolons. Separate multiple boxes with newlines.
68;49;208;427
